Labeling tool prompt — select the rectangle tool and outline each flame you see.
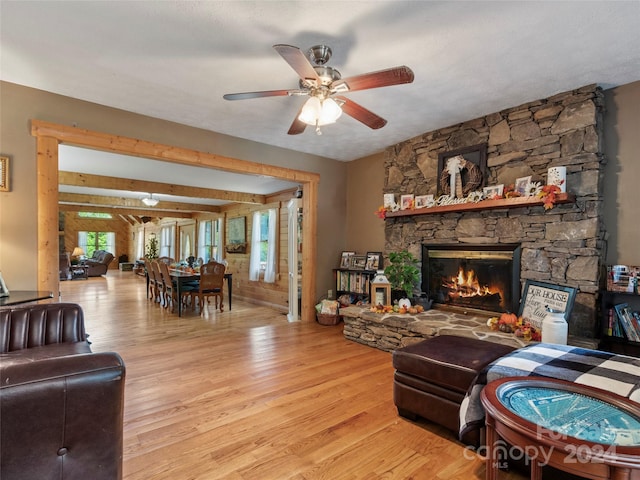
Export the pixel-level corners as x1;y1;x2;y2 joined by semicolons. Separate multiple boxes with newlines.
444;267;495;297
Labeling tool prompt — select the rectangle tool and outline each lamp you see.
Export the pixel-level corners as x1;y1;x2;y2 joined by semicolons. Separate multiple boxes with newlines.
71;247;85;264
298;96;343;134
141;194;159;207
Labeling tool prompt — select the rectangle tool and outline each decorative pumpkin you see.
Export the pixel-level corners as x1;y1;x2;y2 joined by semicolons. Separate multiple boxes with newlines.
398;298;412;309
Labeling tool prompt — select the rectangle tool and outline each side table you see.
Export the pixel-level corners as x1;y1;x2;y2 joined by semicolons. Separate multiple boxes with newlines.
70;265;89;280
481;377;640;480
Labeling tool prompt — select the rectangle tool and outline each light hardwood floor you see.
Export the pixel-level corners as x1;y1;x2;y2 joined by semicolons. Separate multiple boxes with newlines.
59;271;527;480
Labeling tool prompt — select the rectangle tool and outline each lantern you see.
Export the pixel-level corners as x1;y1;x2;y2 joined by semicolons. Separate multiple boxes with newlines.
371;270;391;306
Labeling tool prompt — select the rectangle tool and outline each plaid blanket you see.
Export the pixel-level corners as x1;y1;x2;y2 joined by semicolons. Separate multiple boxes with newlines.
459;343;640;440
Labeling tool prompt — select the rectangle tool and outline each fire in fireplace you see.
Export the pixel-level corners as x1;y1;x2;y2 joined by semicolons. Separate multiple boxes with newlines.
422;244;521;314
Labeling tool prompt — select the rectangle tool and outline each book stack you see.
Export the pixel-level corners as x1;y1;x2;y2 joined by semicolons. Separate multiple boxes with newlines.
609;303;640;342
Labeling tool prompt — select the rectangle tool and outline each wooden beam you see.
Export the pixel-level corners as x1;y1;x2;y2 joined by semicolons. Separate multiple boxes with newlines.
58;203;195;219
59;171;266;204
37;136;59;294
58;192;220;213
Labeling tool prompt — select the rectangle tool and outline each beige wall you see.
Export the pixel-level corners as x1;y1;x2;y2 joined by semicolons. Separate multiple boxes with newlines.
345;152;385;255
603;80;640;265
0;81;347;299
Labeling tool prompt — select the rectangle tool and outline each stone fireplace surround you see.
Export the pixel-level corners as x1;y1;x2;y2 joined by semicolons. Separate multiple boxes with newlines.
382;84;605;340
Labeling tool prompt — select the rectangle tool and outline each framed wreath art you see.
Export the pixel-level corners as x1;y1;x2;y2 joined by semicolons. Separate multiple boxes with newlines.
437;144;487;198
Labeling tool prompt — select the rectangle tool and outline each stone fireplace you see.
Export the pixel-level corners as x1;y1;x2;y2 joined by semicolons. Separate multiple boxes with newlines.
422;243;521;314
383;85;606;340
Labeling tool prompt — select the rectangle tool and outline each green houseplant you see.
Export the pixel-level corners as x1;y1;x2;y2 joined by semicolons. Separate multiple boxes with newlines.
384;250;420;300
146;235;159;260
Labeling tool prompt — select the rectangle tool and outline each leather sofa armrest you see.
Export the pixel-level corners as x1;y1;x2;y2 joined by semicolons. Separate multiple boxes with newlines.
0;352;125;480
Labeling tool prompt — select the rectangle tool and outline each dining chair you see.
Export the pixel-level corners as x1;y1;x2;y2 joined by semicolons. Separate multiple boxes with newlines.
150;260;165;305
190;260;225;312
158;261;195;312
144;259;158;301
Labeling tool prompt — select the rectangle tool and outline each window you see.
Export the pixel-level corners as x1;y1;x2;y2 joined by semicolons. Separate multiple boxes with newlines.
249;209;277;282
159;225;175;259
78;231;115;258
198;219;223;263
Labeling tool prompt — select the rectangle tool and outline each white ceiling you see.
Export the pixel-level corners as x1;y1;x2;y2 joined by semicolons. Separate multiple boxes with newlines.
2;1;639;204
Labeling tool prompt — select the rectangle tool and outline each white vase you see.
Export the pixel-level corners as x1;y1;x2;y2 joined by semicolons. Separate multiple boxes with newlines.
542;308;568;345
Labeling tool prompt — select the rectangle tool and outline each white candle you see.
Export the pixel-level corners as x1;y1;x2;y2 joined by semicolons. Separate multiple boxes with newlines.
548;166;567;193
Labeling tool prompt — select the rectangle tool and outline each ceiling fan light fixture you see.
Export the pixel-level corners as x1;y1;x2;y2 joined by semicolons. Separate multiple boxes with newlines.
298;96;343;127
141;194;159;207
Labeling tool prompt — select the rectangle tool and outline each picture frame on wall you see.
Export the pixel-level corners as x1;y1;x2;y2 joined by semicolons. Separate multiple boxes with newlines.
437;143;487;196
365;252;383;271
518;280;577;330
340;251;355;269
0;155;9;192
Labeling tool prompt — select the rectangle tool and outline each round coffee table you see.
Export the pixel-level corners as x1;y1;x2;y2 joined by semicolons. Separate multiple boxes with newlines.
481;377;640;480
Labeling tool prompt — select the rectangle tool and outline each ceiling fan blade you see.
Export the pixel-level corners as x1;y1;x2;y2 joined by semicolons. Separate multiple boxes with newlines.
223;89;291;101
334;66;414;92
336;96;387;130
287;104;307;135
273;44;320;84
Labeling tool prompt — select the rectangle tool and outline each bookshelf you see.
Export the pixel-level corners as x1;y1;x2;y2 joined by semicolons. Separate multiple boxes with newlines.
333;269;376;304
599;290;640;357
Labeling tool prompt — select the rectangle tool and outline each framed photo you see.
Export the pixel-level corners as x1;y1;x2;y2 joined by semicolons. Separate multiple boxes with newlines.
365;252;383;271
350;255;367;270
400;194;414;210
0;271;9;297
515;176;532;196
483;185;504;199
383;193;396;209
414;194;434;209
227;216;246;244
0;155;9;192
437;143;487;196
340;251;355;269
518;280;577;330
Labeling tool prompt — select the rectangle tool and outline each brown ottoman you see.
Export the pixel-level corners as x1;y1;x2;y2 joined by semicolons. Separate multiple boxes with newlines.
392;335;515;445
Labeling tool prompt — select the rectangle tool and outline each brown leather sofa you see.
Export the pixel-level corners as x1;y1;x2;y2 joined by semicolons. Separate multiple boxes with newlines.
0;302;125;480
84;250;115;276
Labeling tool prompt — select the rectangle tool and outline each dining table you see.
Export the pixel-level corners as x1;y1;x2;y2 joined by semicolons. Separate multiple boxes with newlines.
169;269;233;317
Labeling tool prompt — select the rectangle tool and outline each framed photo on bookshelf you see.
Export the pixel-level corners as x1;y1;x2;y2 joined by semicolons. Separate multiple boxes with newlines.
365;252;382;271
350;255;367;270
340;251;355;269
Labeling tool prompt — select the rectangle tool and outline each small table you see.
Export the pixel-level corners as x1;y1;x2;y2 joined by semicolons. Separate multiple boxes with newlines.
0;290;54;306
70;265;89;280
481;377;640;480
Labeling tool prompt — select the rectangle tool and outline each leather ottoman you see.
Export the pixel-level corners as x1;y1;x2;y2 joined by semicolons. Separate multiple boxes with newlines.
392;335;515;445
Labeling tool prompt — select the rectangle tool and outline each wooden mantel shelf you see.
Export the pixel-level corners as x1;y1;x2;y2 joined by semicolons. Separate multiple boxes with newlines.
385;193;575;218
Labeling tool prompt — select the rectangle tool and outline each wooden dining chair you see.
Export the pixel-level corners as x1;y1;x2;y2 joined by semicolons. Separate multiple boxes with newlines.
150;260;165;305
190;261;225;312
158;261;195;312
144;259;158;301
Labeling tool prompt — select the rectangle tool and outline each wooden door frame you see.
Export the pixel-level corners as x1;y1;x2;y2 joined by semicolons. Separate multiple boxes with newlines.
31;120;319;322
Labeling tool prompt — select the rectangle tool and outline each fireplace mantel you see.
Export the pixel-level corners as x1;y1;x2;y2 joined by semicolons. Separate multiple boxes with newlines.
385;193;575;219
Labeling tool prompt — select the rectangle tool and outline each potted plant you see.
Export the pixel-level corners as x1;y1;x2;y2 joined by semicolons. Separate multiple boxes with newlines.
384;250;420;303
146;235;159;260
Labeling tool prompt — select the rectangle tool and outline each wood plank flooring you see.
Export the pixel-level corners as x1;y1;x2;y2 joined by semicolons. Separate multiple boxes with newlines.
58;272;528;480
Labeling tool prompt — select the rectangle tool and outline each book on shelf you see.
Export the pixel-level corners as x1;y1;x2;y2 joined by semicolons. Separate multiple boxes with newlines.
614;303;640;342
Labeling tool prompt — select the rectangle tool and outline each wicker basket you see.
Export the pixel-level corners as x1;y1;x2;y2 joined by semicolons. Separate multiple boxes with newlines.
316;313;341;326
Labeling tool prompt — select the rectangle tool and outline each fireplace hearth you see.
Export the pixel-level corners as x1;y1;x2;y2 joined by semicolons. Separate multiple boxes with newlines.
422;244;521;314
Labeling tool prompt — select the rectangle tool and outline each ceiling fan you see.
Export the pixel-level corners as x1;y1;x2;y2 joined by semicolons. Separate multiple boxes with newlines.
223;44;414;135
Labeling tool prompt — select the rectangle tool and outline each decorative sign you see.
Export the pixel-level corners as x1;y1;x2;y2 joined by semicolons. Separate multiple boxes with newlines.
0;156;9;192
518;280;577;330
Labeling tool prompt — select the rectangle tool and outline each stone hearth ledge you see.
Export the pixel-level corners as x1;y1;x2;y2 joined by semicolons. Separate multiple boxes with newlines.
340;305;598;352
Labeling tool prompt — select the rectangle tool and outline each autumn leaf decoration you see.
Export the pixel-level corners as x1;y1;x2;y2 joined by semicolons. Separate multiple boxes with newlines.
375;205;387;219
538;184;562;210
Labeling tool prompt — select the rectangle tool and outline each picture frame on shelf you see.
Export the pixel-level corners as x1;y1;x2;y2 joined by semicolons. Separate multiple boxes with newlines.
515;176;532;196
350;255;367;270
340;251;355;269
518;280;577;330
437;143;487;196
414;195;434;209
365;252;383;271
483;184;504;199
0;271;9;297
383;193;396;209
400;194;414;210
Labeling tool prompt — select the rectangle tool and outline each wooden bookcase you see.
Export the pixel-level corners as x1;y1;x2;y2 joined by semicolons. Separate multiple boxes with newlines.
333;269;376;303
